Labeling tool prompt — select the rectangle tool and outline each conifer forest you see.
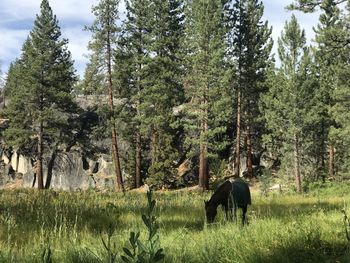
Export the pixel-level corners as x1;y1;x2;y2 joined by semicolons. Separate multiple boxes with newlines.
0;0;350;262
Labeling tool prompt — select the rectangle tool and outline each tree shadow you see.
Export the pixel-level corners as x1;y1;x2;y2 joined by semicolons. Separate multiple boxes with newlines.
248;241;347;263
251;200;342;220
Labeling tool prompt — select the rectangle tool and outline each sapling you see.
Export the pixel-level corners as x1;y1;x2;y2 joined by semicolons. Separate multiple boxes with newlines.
342;208;350;243
122;190;165;263
41;242;53;263
101;223;118;263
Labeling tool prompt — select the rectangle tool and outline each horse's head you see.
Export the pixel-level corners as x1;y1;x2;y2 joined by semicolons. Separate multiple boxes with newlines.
204;201;217;224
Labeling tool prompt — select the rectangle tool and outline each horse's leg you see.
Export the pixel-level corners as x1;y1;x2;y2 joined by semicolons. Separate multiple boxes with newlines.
233;203;237;223
224;204;233;222
227;198;233;222
242;205;248;225
224;203;229;221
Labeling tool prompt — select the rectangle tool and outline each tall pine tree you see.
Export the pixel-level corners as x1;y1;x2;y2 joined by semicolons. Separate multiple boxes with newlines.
183;0;231;190
4;0;77;189
261;15;312;193
140;0;185;188
230;0;273;178
326;1;350;175
313;0;341;178
86;0;124;191
288;0;350;178
113;0;153;188
288;0;347;13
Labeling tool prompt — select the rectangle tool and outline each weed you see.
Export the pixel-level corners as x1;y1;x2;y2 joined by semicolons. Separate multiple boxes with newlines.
101;224;118;263
122;190;165;263
342;207;350;243
41;243;53;263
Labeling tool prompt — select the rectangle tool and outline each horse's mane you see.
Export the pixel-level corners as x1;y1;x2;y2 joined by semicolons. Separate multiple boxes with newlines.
208;180;231;207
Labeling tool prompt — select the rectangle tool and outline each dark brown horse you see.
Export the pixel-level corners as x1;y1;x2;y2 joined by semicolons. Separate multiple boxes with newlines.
205;179;251;225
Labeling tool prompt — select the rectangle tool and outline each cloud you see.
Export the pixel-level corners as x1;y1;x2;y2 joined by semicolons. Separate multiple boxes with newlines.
0;0;128;77
0;0;96;22
0;28;29;68
0;0;321;78
61;26;92;77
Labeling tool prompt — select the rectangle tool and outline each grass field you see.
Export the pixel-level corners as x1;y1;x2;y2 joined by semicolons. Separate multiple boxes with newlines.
0;181;350;262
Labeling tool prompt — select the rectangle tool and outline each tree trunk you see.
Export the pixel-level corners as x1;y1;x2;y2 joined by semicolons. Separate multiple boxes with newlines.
199;141;209;190
107;27;124;192
111;126;124;191
135;31;143;189
246;121;253;178
199;110;209;190
328;145;335;178
234;88;242;178
15;152;20;172
151;130;158;165
45;150;57;189
135;132;142;188
294;134;302;193
37;121;44;190
321;120;326;169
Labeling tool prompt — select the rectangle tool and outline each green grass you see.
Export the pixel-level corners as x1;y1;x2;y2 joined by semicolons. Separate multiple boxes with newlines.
0;182;350;262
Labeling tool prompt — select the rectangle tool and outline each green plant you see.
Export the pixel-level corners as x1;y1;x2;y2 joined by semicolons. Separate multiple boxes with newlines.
101;224;118;263
342;208;350;243
41;243;53;263
121;190;165;263
259;169;273;197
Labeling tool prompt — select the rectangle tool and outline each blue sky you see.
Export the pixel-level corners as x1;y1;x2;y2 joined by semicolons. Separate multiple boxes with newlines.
0;0;320;79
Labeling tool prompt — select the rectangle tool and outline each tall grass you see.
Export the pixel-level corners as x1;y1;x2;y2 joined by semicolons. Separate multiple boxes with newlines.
0;182;349;262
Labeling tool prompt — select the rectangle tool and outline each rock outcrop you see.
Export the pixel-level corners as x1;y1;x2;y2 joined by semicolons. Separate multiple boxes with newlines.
0;149;117;191
0;95;123;191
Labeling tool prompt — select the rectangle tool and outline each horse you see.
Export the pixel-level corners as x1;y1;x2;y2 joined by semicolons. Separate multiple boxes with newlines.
205;178;251;225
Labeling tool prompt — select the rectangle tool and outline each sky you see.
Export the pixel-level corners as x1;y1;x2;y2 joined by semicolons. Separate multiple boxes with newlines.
0;0;321;79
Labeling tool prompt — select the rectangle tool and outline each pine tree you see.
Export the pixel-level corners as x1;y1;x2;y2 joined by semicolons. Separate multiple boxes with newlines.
80;52;105;95
3;42;32;148
288;0;350;177
3;60;21;106
114;0;185;189
288;0;347;13
4;0;77;189
183;0;231;190
288;0;350;49
261;15;312;193
114;0;153;188
140;0;185;188
301;0;347;178
230;0;273;178
327;1;350;175
86;0;124;191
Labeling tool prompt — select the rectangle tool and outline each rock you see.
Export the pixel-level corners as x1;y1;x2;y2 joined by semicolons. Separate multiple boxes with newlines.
75;95;124;110
0;118;9;128
4;164;15;178
260;152;279;170
0;162;17;187
129;184;150;193
178;159;191;178
11;152;33;174
269;184;281;191
5;152;115;191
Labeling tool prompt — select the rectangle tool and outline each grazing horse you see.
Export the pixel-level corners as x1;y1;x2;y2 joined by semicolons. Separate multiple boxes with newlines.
205;179;251;225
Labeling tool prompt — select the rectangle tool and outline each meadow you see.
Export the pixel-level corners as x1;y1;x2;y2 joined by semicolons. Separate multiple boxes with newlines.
0;181;350;263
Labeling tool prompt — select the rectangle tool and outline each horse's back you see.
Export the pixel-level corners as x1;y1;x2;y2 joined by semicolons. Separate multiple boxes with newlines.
232;178;251;206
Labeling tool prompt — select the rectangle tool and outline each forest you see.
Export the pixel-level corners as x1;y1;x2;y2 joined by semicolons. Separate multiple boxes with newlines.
0;0;350;262
0;0;349;192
